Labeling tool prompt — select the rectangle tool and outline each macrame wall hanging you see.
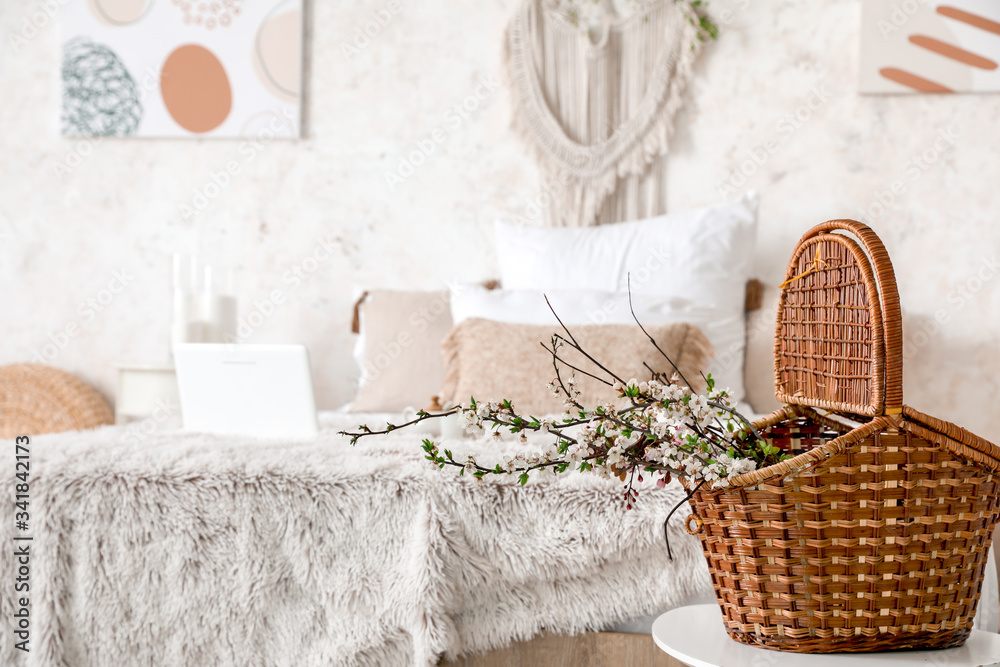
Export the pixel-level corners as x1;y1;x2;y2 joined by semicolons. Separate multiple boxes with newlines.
504;0;708;227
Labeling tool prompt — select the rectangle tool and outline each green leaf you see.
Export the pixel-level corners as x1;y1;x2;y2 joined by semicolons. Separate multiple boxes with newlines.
518;472;529;486
706;374;715;392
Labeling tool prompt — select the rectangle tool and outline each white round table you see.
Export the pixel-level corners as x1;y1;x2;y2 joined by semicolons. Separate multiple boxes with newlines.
652;605;1000;667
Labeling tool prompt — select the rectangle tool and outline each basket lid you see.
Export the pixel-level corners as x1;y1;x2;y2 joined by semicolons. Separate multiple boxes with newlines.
774;220;903;417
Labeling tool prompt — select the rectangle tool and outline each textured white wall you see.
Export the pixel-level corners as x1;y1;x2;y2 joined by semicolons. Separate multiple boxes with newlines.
1;1;998;440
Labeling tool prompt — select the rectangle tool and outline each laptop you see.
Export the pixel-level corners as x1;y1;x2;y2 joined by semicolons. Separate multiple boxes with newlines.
173;344;319;438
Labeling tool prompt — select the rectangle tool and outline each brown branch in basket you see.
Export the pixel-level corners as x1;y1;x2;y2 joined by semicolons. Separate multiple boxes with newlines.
543;339;614;388
626;276;698;392
342;291;778;506
339;407;461;444
422;438;618;479
544;295;629;387
707;394;763;444
663;479;706;562
625;281;760;457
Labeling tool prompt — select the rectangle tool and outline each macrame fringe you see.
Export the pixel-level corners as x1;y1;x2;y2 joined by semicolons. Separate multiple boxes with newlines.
503;0;703;227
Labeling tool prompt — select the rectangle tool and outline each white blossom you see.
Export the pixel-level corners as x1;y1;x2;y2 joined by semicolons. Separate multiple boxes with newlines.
357;359;766;508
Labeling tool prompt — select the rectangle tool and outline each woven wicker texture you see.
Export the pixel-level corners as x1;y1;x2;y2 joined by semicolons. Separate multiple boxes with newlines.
687;220;1000;653
774;220;903;417
0;363;113;438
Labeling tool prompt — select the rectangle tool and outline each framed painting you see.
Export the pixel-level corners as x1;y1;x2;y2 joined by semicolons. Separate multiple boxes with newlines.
860;0;1000;93
61;0;302;137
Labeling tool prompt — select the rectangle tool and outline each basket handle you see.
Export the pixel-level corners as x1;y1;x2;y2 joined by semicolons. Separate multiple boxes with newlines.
799;220;903;414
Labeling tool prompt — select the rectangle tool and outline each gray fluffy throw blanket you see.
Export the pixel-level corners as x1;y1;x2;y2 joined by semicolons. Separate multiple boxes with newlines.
1;415;711;666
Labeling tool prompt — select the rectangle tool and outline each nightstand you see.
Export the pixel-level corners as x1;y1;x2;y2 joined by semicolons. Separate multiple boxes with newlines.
115;364;180;425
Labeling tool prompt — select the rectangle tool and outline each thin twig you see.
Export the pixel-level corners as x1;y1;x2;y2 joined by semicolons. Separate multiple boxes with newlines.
433;444;606;477
708;399;763;443
663;480;706;561
543;341;613;387
551;332;628;387
626;277;697;391
483;415;580;446
642;362;670;385
339;408;460;442
549;345;588;414
545;295;629;386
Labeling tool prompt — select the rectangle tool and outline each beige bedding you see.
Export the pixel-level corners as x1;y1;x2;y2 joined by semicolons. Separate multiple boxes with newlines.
440;318;712;414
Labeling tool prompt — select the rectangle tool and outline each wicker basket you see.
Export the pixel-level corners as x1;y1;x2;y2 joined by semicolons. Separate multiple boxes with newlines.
0;363;113;439
685;220;1000;653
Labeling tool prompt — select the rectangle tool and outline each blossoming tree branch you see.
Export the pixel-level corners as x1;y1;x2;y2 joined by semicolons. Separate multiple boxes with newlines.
341;290;789;555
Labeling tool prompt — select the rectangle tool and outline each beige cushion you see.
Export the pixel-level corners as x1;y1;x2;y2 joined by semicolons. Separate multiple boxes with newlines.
440;319;712;415
348;290;453;412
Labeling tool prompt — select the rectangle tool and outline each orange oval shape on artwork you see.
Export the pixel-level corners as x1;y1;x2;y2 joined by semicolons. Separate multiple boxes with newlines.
161;45;232;133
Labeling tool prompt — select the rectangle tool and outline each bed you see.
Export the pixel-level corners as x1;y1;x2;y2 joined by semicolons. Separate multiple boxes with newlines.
0;412;716;667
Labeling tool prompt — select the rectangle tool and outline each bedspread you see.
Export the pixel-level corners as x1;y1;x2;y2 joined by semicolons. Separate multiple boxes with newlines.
0;413;712;667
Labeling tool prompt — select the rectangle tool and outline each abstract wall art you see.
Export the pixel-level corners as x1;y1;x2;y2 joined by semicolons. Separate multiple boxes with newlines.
62;0;302;137
860;0;1000;93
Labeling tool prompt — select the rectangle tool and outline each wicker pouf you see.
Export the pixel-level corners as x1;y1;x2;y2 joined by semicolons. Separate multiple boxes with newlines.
685;220;1000;654
0;363;114;439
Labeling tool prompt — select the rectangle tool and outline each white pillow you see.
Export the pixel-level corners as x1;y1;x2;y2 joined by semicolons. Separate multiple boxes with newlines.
450;286;747;402
495;192;758;313
492;193;758;400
